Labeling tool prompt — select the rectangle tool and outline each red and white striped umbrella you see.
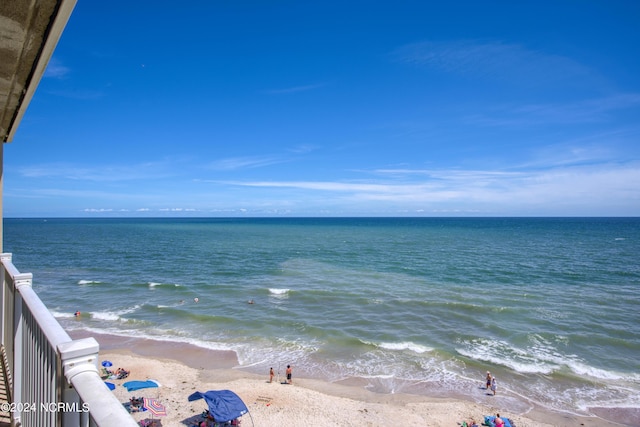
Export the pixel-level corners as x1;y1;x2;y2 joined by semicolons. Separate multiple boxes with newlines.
143;398;167;417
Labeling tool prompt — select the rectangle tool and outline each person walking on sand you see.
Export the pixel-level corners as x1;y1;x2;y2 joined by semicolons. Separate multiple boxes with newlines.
491;376;497;395
269;367;274;383
286;365;292;384
485;371;492;390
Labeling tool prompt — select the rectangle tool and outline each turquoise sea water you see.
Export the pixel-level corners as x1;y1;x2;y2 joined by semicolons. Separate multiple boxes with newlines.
4;217;640;421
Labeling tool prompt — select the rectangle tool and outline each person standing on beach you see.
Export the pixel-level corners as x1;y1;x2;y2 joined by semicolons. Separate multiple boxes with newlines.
286;365;292;384
485;371;492;390
491;377;497;395
269;367;274;383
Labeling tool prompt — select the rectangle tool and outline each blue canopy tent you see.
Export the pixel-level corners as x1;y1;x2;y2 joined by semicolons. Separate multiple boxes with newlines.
188;390;253;425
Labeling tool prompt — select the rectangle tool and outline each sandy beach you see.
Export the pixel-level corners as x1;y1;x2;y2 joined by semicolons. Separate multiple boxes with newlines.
72;331;631;427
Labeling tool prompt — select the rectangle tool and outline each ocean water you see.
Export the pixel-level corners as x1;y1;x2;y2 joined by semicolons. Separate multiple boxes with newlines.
4;217;640;420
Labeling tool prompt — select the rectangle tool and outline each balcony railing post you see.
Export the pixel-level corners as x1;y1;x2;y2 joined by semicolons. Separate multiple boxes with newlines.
1;253;8;347
1;253;15;376
59;338;99;427
13;273;31;427
59;338;137;427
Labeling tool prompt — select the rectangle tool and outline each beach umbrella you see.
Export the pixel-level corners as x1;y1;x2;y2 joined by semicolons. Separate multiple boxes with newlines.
102;360;113;368
143;398;167;417
123;379;161;392
188;390;250;423
104;381;116;391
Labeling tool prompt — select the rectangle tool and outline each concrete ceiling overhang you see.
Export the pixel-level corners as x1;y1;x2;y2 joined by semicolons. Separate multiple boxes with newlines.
0;0;76;143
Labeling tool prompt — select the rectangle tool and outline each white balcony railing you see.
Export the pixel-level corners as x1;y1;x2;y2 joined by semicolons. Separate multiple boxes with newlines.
1;253;137;427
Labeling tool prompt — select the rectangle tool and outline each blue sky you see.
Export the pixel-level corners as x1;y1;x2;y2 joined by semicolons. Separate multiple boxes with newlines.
5;1;640;217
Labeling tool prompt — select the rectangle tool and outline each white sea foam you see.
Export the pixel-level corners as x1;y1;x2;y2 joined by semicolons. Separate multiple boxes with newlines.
566;360;640;382
141;333;234;352
148;282;183;288
378;341;433;354
335;346;462;386
66;326;236;353
118;304;142;315
78;280;101;285
269;288;290;295
50;310;76;318
87;304;142;322
457;337;558;374
360;373;395;379
91;311;121;321
456;335;637;383
155;302;188;308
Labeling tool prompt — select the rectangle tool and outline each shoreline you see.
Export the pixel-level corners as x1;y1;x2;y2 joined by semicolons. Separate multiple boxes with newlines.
70;330;633;426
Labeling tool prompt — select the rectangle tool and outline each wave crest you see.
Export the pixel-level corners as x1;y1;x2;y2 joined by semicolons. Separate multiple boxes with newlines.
78;280;101;285
378;341;433;354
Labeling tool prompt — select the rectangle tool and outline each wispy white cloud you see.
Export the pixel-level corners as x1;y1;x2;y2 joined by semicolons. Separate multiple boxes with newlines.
519;140;623;169
230;180;399;192
466;93;640;127
287;144;319;154
17;161;175;181
43;58;106;99
83;208;114;213
262;83;327;94
10;187;158;200
44;58;71;79
392;40;599;86
372;168;515;179
10;161;639;216
218;161;640;214
207;156;288;171
44;88;105;100
82;207;199;214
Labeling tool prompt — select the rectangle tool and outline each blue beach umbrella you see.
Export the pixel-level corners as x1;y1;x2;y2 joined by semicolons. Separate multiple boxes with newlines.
188;390;250;423
101;360;113;368
104;381;116;391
